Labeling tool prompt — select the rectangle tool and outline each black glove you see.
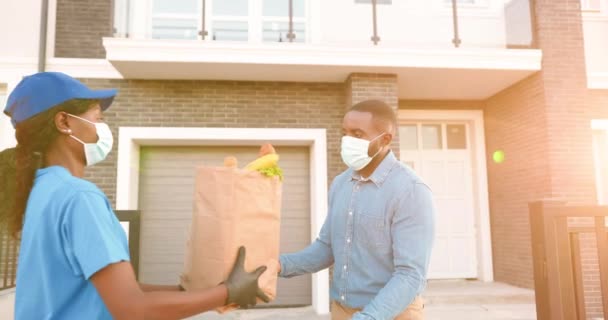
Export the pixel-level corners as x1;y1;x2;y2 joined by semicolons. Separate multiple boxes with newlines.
225;246;270;309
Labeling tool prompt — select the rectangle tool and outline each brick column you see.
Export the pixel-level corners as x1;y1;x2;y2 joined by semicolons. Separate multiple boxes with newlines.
486;0;600;317
55;0;113;59
345;73;400;158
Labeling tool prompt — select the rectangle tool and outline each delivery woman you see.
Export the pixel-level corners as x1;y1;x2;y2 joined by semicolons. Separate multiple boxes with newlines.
0;72;268;319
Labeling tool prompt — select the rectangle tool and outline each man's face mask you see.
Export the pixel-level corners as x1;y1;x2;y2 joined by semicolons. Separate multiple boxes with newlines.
67;114;113;166
340;132;386;171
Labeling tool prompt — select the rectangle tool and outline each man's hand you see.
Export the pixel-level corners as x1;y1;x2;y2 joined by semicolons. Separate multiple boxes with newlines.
225;246;270;308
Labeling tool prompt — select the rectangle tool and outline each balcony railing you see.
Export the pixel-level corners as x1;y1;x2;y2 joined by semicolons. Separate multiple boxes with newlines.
0;227;18;291
111;0;536;49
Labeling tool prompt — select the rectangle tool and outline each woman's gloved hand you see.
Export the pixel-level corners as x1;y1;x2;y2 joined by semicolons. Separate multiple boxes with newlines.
225;246;270;309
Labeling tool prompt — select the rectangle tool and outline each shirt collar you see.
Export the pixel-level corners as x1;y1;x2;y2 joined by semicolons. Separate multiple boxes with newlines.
36;165;71;178
351;151;399;187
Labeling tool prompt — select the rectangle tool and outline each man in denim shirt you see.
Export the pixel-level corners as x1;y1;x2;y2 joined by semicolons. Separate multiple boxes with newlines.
278;100;435;320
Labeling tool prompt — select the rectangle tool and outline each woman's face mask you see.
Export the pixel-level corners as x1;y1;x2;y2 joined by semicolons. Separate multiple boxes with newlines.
67;114;113;166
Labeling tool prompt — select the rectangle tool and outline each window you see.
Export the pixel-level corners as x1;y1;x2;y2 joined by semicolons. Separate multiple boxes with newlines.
146;0;309;42
593;129;608;204
151;0;200;39
400;122;469;151
262;0;306;42
443;0;487;7
355;0;392;4
211;0;249;41
422;124;443;150
399;125;418;150
581;0;602;11
446;124;467;149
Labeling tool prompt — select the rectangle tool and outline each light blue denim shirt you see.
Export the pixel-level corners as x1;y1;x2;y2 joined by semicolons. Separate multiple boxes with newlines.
279;151;435;320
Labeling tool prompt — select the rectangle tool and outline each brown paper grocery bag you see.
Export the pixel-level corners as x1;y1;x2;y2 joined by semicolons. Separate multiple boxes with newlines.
180;166;282;310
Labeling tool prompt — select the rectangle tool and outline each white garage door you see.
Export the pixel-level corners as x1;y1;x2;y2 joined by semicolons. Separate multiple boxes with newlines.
137;146;312;307
400;122;478;279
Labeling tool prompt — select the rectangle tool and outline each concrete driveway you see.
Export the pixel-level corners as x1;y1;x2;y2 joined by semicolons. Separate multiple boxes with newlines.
1;281;536;320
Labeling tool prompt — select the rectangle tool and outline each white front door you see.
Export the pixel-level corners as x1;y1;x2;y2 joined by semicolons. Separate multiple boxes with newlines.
399;122;478;279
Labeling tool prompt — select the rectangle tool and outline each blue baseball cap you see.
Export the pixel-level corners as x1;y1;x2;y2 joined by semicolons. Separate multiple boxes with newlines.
3;72;117;128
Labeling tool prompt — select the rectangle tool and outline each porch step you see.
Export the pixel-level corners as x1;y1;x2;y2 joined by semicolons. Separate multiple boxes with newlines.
423;280;536;305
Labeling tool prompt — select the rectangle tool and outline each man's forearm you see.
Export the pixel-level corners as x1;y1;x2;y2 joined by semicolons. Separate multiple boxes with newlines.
354;270;422;320
279;239;334;278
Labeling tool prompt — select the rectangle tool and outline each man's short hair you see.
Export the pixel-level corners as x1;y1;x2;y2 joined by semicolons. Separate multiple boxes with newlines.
349;100;397;134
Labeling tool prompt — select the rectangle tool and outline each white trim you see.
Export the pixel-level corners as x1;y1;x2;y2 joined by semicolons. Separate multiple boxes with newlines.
46;58;124;78
592;119;608;130
592;119;608;206
0;58;123;79
592;131;606;205
0;57;38;76
398;109;494;282
0;80;18;151
103;38;542;71
46;0;57;59
116;127;330;315
310;0;322;45
582;12;608;21
589;72;608;89
131;0;151;39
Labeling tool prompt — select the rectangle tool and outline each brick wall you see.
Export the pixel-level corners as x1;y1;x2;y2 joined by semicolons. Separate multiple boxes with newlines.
485;73;550;289
79;79;346;206
486;0;603;317
345;73;400;158
534;0;595;204
533;1;600;317
55;0;112;59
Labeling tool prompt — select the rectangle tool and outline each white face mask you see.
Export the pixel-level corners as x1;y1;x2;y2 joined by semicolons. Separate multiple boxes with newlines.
67;114;113;166
341;133;386;171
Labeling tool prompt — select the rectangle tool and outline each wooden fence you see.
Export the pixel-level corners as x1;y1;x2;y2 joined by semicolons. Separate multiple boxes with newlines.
530;201;608;320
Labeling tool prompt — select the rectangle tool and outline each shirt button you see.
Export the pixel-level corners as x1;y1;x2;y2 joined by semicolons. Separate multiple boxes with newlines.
348;211;353;216
341;295;345;301
347;238;351;243
343;265;347;270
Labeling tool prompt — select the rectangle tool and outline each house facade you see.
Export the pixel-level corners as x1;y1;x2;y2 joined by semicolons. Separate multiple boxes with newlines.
0;0;607;317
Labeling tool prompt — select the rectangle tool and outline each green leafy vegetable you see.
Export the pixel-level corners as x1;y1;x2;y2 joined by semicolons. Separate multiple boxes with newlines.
257;166;284;181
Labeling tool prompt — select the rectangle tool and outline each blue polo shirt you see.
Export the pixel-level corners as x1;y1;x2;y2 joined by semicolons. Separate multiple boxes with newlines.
15;166;130;319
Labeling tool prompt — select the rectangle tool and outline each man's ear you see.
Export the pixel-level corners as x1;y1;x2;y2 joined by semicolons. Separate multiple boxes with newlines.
382;132;393;147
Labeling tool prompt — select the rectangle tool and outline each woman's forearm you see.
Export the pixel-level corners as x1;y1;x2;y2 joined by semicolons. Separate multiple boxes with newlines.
139;283;182;292
141;285;228;320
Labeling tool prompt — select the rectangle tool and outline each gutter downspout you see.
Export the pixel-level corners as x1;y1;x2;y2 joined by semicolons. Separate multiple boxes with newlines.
38;0;50;72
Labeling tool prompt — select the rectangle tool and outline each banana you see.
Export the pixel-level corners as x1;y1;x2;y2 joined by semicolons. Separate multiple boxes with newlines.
245;153;279;171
